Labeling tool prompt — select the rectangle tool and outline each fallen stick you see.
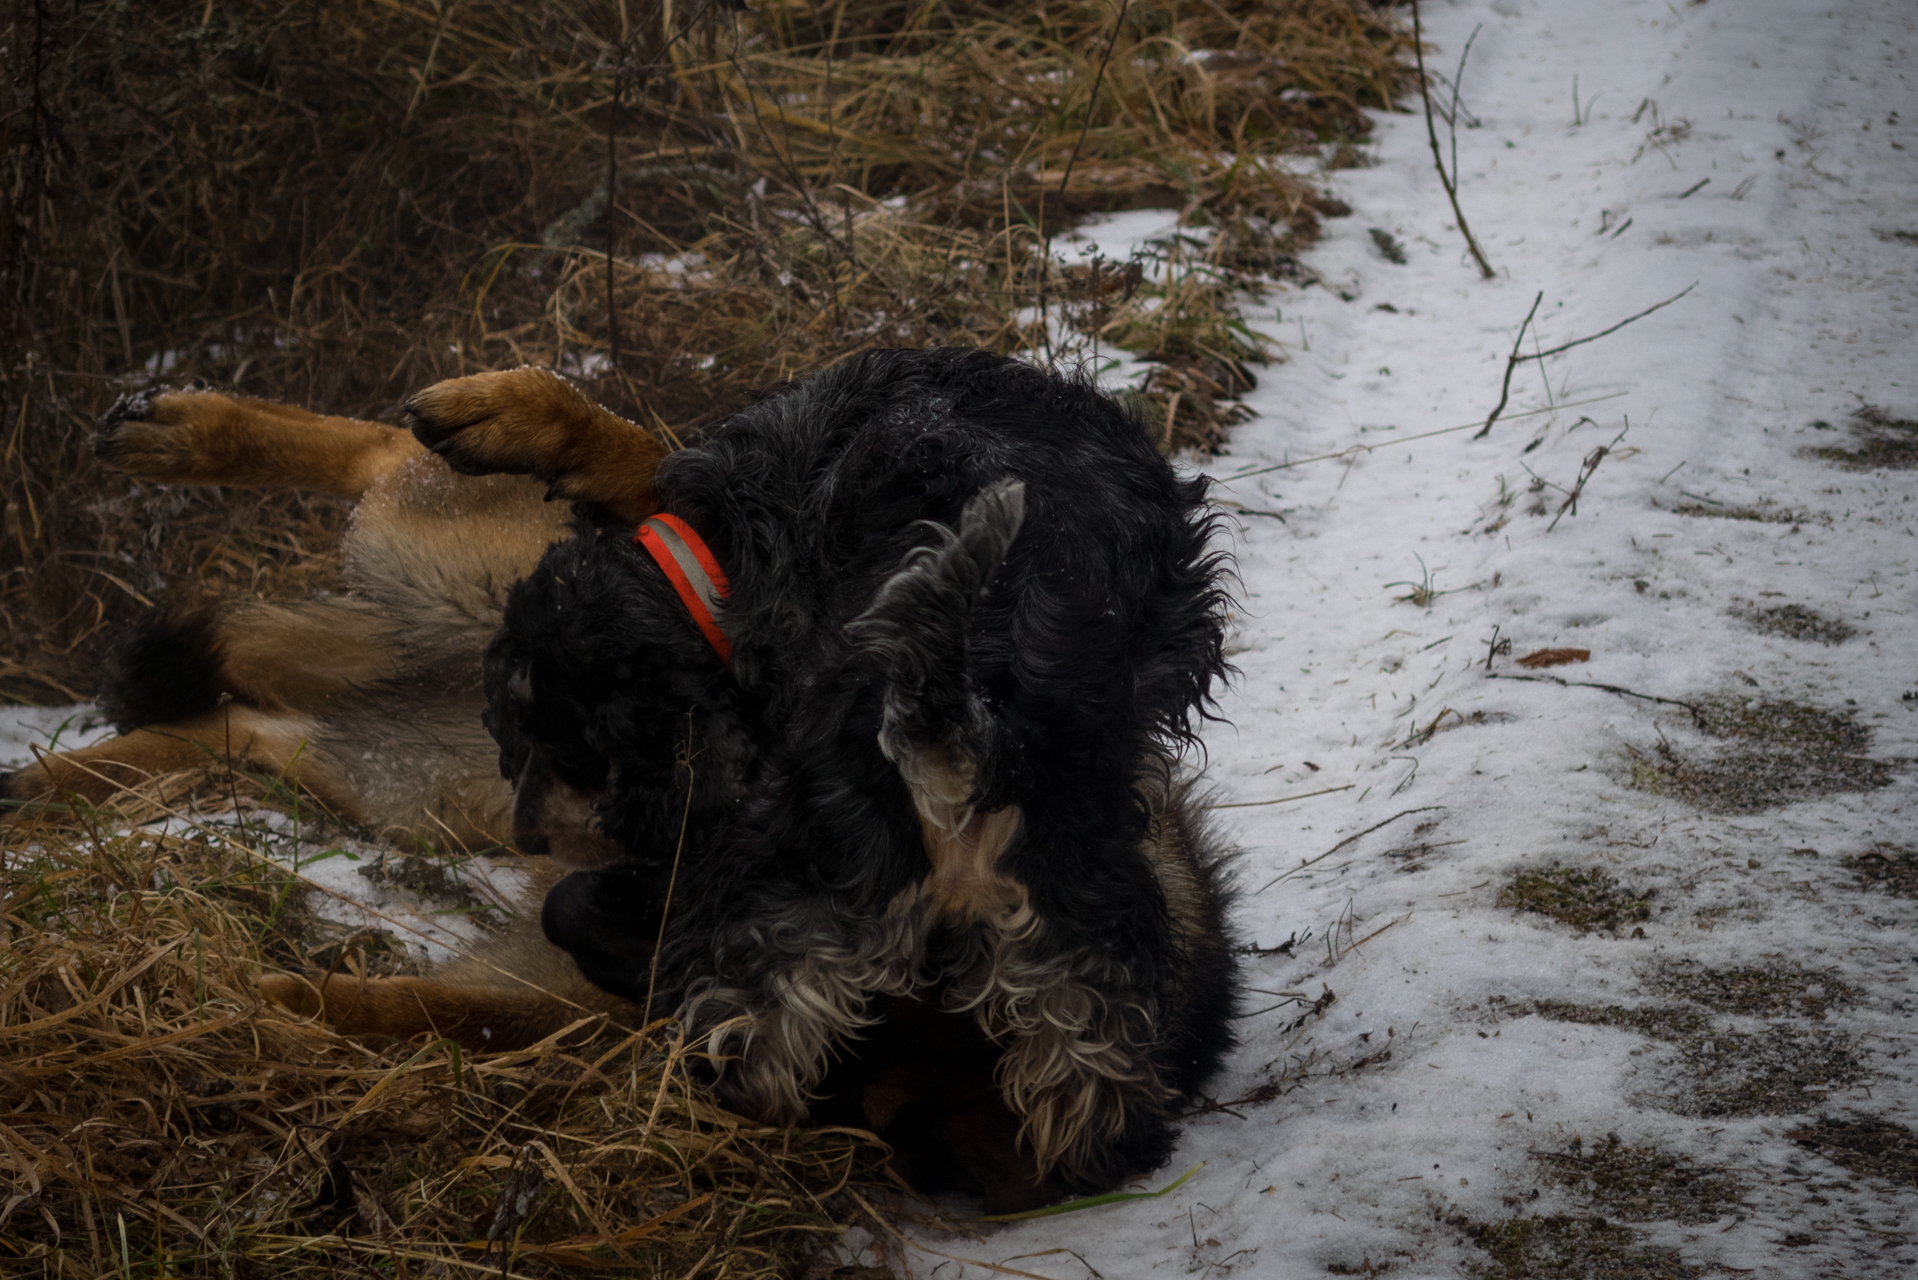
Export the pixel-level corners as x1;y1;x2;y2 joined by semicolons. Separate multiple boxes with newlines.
1478;290;1544;439
1484;671;1707;728
1214;783;1355;810
1476;284;1696;438
1545;423;1629;531
1220;391;1628;484
1256;807;1446;894
1412;1;1495;279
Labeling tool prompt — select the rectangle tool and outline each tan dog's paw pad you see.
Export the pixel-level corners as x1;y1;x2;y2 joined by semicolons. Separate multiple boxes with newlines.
94;385;226;477
402;367;583;478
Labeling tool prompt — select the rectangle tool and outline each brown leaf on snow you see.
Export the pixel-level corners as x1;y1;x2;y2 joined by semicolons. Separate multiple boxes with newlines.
1516;647;1592;668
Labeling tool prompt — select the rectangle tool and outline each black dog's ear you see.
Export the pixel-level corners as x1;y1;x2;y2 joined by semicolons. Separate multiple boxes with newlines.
540;868;667;1003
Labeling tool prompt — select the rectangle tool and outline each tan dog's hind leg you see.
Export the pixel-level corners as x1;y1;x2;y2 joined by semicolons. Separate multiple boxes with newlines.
96;387;425;495
2;705;355;820
260;877;638;1051
404;367;670;525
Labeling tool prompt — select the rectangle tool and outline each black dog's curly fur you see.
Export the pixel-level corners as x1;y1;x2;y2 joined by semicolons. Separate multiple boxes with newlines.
487;348;1238;1209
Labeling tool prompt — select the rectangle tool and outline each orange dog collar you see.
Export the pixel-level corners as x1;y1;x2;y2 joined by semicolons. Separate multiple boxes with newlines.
634;513;732;664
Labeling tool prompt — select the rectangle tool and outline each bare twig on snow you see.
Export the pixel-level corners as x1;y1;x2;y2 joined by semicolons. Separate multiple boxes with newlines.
1475;283;1696;438
1543;422;1629;531
1411;2;1495;279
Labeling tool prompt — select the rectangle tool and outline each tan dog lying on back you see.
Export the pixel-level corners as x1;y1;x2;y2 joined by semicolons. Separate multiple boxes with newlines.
1;369;667;1045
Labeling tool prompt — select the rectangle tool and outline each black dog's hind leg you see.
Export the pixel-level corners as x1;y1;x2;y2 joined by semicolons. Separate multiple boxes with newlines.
852;479;1196;1188
846;477;1025;837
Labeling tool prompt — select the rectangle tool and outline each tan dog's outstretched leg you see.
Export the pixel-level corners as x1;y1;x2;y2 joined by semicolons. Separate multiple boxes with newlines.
96;387;425;495
404;367;669;525
6;704;352;816
260;870;639;1051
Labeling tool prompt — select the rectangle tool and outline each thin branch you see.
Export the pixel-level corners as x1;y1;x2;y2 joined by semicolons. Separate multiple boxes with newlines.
1546;422;1628;531
726;25;854;273
643;712;697;1026
1223;392;1627;482
1445;24;1482;193
1529;282;1696;361
1412;1;1495;279
1213;784;1355;811
1477;290;1542;438
1482;623;1508;671
605;29;629;381
1485;671;1707;729
1057;0;1131;198
1041;0;1131;363
1474;284;1694;439
604;0;713;386
1256;807;1446;894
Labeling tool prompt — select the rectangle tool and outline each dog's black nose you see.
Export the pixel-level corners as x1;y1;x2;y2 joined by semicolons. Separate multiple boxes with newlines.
540;868;666;1002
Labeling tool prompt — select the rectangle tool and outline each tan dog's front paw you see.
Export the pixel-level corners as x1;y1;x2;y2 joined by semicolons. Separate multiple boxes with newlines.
404;368;669;524
94;386;420;495
94;386;229;482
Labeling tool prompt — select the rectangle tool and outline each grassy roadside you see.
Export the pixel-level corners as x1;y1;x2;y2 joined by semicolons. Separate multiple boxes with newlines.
1;0;1410;702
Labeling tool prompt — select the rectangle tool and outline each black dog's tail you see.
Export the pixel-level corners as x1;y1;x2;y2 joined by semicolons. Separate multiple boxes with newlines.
846;478;1024;779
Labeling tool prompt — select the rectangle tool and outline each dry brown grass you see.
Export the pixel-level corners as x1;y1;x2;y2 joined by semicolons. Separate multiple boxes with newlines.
0;799;897;1277
2;0;1410;700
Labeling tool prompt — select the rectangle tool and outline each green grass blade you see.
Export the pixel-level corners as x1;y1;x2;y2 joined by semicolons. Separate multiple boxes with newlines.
973;1161;1203;1222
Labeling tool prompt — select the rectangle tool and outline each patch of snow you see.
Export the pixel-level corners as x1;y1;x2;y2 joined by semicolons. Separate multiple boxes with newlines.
0;702;113;768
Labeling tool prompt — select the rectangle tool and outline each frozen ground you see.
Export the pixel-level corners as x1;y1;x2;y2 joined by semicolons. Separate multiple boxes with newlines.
0;708;514;967
919;0;1918;1275
6;0;1914;1274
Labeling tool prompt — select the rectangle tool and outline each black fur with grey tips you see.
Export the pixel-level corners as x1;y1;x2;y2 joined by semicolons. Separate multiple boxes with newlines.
485;347;1239;1204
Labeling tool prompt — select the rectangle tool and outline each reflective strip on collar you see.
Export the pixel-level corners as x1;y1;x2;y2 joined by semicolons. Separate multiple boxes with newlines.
634;513;732;664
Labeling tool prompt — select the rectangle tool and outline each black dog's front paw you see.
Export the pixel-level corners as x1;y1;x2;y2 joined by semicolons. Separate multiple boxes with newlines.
540;867;670;1002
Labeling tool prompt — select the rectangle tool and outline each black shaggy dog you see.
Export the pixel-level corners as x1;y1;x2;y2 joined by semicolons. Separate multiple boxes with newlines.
474;348;1239;1211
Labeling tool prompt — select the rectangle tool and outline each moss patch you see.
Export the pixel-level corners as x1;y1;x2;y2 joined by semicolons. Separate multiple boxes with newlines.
1499;867;1655;934
357;852;493;916
1846;843;1918;897
1642;963;1855;1020
1665;1027;1866;1118
1455;1214;1701;1279
1669;502;1801;524
1626;696;1892;813
1369;227;1408;264
1532;1135;1745;1224
1786;1115;1918;1187
1807;405;1918;469
1523;1002;1708;1041
1727;602;1854;646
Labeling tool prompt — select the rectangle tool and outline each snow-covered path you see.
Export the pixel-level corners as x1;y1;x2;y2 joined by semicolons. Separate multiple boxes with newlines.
948;1;1918;1275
